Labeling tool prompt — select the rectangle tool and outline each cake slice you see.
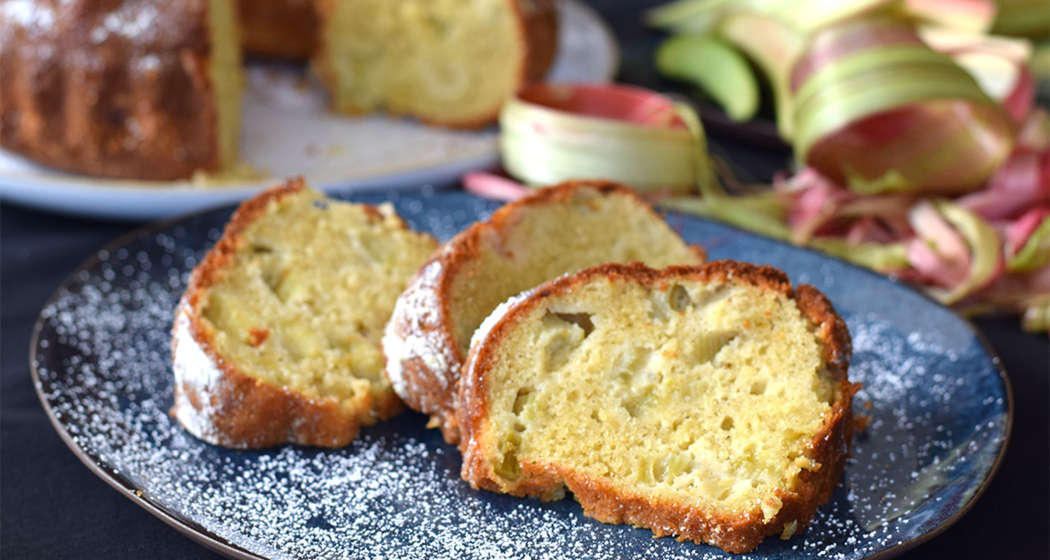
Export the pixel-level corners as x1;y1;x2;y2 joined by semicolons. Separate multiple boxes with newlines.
312;0;557;128
458;261;857;553
383;180;706;445
171;178;438;448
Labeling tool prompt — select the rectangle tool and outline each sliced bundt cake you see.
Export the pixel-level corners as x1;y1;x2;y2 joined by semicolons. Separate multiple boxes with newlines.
458;261;857;553
312;0;557;128
383;181;706;444
172;178;438;448
1;0;243;180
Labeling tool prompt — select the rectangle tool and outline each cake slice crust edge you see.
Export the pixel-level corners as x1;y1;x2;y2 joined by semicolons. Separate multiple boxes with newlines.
171;178;433;448
457;261;858;553
382;180;707;445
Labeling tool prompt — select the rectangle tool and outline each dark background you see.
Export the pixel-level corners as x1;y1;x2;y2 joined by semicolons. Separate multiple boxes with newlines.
2;1;1047;558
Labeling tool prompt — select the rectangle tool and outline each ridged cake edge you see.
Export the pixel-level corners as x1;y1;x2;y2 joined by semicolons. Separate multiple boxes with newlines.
0;0;231;180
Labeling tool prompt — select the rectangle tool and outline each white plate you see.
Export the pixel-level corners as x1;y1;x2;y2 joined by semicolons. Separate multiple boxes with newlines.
0;0;618;220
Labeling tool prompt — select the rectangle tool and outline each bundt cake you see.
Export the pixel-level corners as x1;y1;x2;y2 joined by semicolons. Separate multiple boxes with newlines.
458;261;858;553
382;180;707;445
237;0;317;60
171;178;438;448
1;0;560;178
312;0;558;128
0;0;243;180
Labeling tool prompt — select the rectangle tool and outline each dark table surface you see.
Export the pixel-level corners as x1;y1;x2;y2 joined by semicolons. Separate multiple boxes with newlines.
2;1;1048;558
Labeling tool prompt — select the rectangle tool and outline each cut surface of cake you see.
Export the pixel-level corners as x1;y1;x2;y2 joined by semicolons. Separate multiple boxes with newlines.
383;181;706;444
172;178;438;448
458;261;857;553
312;0;557;127
0;0;243;180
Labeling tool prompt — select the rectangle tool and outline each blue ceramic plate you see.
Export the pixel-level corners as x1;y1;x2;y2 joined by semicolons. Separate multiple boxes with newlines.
32;189;1011;560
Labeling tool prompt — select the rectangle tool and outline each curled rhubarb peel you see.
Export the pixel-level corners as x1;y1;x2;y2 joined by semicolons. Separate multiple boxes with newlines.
499;84;702;193
924;200;1005;304
662;194;792;241
949;47;1035;123
792;20;1015;195
959;144;1050;221
900;0;997;33
462;172;531;202
809;237;910;270
657;34;761;122
1007;213;1050;272
718;13;805;138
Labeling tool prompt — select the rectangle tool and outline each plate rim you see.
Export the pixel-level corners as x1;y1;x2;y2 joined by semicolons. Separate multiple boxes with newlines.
29;210;268;560
29;194;1014;560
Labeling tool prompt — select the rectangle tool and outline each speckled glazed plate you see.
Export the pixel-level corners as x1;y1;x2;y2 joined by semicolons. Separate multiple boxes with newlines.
0;0;617;221
32;189;1010;560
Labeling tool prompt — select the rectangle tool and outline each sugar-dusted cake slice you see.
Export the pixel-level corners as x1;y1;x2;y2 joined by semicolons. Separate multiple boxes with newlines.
172;178;438;448
458;261;858;553
383;181;706;444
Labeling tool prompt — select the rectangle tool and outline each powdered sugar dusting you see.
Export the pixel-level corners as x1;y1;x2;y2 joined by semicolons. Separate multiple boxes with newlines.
100;4;159;40
33;192;1008;560
170;303;225;444
383;257;458;405
468;287;537;353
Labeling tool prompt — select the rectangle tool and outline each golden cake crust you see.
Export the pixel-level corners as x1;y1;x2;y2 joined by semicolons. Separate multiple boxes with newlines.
383;180;706;446
457;261;858;553
0;0;225;180
237;0;317;59
170;178;404;448
311;0;557;129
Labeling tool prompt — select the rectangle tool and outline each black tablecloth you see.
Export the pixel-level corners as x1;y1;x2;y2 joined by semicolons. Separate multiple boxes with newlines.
2;2;1048;558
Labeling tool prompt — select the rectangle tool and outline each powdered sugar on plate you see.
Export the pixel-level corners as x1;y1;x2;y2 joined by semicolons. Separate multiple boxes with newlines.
32;190;1009;560
383;256;459;403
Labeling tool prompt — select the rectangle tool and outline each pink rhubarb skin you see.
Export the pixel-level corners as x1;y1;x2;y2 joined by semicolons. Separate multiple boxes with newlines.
959;110;1050;221
906;201;973;288
775;169;914;244
471;69;1047;326
791;20;1015;195
1004;208;1049;260
515;83;687;129
1000;63;1035;123
485;82;699;200
463;172;530;202
738;20;1042;322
